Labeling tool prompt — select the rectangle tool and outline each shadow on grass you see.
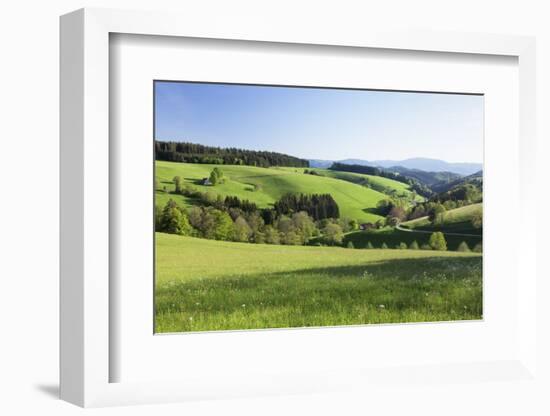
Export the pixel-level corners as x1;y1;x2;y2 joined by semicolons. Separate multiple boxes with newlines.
344;229;482;251
362;207;382;215
185;178;211;186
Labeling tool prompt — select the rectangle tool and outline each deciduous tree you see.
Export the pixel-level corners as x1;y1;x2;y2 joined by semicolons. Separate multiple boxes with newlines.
429;232;447;251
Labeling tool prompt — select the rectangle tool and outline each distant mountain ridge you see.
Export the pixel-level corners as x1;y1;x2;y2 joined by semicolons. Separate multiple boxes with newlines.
431;170;483;194
385;166;462;187
310;157;482;176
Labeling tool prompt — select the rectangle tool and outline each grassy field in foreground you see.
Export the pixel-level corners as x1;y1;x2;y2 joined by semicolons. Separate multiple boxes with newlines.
155;161;412;223
155;233;482;333
401;203;483;235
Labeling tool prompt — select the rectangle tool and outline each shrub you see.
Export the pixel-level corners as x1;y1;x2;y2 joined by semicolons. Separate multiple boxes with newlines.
398;242;407;249
429;232;447;251
473;242;483;253
347;241;355;249
366;241;374;249
420;243;432;250
381;242;389;249
457;241;471;252
409;240;419;250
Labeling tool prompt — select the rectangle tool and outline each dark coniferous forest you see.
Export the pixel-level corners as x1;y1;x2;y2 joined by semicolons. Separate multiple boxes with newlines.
155;141;309;168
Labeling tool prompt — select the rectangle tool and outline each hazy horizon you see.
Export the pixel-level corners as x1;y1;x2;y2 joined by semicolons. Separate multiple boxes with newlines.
155;81;484;164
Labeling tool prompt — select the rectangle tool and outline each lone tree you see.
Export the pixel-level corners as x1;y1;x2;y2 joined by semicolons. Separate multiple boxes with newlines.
209;167;224;185
429;232;447;251
172;176;182;193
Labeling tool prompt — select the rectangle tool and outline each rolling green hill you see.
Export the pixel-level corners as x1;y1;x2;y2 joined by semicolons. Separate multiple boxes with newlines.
401;203;482;235
301;168;418;199
155;233;482;332
155;161;412;223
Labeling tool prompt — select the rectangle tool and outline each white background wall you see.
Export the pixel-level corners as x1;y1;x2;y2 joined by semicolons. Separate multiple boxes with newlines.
0;1;548;415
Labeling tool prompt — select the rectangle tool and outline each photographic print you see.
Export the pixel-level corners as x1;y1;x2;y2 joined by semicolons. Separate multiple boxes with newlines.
154;81;483;333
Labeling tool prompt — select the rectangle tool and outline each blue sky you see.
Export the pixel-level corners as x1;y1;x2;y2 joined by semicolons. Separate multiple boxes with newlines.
154;81;483;163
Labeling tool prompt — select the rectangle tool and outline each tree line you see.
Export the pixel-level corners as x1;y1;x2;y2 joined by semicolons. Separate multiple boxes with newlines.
156;198;356;246
157;198;481;252
348;233;480;252
155;141;309;168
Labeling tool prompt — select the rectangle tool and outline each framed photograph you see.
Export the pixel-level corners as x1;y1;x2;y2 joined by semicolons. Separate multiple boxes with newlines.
60;8;538;408
152;80;484;334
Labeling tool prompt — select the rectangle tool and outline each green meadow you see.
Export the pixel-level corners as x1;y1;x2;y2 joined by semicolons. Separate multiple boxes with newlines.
155;233;482;333
155;161;415;223
305;167;418;199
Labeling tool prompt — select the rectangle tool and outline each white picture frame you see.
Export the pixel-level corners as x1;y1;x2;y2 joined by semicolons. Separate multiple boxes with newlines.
60;7;538;407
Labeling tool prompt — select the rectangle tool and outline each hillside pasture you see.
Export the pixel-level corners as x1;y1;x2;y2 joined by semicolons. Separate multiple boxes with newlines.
155;161;406;223
155;233;482;332
276;166;415;195
401;203;482;235
305;168;418;199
